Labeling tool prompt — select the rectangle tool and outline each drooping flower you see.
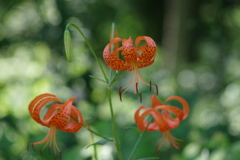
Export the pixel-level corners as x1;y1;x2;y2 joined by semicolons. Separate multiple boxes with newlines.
134;95;189;152
103;36;157;101
27;93;84;159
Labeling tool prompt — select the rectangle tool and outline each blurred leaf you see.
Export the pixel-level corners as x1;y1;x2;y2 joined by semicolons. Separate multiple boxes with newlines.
126;125;141;134
137;157;159;160
86;138;114;149
89;75;107;83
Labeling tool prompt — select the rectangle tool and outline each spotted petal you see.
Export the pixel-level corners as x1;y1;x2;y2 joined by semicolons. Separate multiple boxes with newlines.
28;93;62;126
103;37;130;71
135;36;156;68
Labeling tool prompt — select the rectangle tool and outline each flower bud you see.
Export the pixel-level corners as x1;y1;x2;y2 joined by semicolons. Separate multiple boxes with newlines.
64;29;72;62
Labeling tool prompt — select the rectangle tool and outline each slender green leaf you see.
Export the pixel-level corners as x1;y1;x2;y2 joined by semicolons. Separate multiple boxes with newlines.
109;71;122;87
86;138;114;149
137;158;159;160
89;75;107;83
126;125;141;134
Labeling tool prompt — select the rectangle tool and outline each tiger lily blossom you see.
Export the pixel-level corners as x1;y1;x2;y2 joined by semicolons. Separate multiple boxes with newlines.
27;93;84;159
134;95;189;152
103;36;158;101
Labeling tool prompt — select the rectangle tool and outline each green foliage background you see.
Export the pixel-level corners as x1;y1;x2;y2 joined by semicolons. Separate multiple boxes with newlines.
1;0;240;160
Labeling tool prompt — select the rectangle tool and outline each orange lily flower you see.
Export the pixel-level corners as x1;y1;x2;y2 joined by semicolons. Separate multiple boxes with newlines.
103;36;157;101
27;93;84;159
134;95;189;152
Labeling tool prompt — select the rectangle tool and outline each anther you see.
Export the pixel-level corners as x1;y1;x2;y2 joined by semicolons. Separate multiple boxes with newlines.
150;81;152;92
40;149;43;157
60;152;62;160
156;85;158;95
156;148;161;156
119;87;122;102
139;93;142;103
136;83;138;93
28;143;35;152
168;147;172;155
27;143;30;151
48;146;51;155
54;154;58;160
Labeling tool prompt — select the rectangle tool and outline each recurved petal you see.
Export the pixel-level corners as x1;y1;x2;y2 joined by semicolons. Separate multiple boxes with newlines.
50;97;76;129
122;37;139;63
142;121;159;131
162;113;181;130
165;96;190;120
154;105;184;121
103;41;130;71
150;110;172;133
135;106;171;133
135;36;156;68
28;93;58;113
62;105;84;133
150;95;163;108
29;94;62;126
103;37;122;65
42;104;62;126
134;106;150;131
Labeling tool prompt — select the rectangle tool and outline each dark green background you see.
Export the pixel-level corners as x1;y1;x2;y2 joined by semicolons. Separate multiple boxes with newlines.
0;0;240;160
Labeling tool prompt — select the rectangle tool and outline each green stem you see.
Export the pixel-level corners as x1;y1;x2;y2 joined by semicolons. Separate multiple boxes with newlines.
66;23;108;83
108;23;115;84
93;145;98;160
128;120;152;160
106;23;123;160
107;87;124;160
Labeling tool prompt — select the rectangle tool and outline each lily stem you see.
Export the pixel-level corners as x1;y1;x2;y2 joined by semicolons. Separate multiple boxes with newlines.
128;119;152;160
107;23;123;160
107;87;124;160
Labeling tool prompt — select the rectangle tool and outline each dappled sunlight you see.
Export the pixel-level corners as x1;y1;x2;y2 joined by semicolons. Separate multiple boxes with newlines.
178;69;197;90
190;97;224;129
183;142;201;159
40;0;62;25
220;83;240;107
198;72;216;91
3;1;42;38
209;149;227;160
